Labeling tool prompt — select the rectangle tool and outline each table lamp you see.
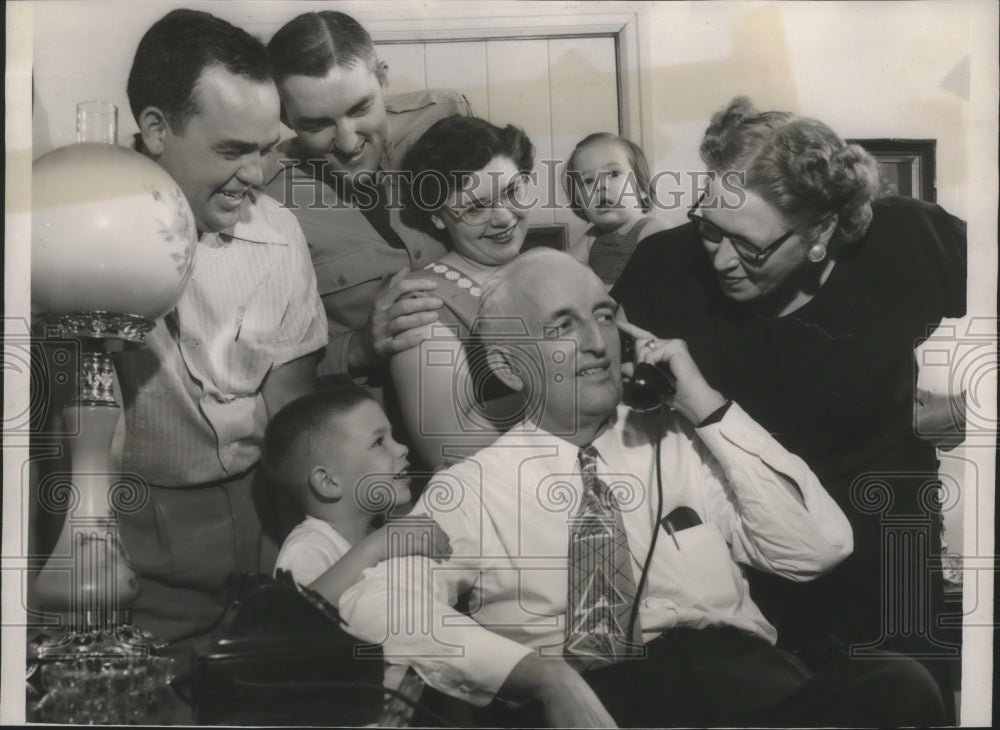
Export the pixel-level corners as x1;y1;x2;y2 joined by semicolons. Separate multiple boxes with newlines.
28;101;195;723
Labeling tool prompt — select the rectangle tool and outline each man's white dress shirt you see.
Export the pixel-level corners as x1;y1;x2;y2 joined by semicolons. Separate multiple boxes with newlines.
339;403;853;706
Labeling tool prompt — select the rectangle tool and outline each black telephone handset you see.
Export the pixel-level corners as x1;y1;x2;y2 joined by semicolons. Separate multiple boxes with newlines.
620;330;677;411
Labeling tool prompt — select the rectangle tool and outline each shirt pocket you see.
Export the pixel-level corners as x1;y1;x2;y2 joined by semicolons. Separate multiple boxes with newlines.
651;522;743;611
313;246;399;333
222;296;279;394
213;328;274;396
313;246;386;297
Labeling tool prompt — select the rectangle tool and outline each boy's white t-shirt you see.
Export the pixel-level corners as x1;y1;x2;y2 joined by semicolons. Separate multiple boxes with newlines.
275;515;413;700
275;515;353;585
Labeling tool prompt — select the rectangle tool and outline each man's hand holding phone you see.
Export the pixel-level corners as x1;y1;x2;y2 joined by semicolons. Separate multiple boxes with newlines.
617;321;728;425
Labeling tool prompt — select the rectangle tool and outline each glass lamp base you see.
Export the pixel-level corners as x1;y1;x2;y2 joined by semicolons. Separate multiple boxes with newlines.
30;623;165;660
32;653;177;724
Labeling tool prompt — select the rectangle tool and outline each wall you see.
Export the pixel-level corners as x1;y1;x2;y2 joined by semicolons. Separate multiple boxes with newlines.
641;1;983;222
29;0;628;154
27;2;993;219
374;36;618;237
28;2;994;232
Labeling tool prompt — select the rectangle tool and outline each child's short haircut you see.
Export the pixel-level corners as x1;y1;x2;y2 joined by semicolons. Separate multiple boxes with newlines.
262;384;376;503
563;132;653;221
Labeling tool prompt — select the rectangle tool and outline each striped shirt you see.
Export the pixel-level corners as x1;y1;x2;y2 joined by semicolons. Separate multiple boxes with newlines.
115;191;327;486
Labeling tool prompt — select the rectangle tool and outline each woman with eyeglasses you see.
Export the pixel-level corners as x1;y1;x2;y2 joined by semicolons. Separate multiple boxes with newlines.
390;116;535;469
612;97;967;714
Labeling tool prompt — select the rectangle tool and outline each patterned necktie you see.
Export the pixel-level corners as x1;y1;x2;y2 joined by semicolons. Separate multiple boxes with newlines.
565;445;643;667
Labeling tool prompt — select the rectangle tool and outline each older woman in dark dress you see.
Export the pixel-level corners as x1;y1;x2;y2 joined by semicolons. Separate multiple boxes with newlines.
613;97;967;714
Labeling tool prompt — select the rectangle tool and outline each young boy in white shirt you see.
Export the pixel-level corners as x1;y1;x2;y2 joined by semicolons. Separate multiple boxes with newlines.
263;385;449;597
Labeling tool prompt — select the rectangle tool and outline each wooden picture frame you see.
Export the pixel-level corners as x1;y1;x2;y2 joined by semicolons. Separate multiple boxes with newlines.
847;138;937;202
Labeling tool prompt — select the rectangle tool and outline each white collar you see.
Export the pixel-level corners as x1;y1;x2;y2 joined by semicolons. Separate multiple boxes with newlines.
504;406;631;476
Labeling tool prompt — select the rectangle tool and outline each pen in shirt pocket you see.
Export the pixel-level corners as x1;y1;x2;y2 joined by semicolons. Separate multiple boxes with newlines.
660;506;702;550
233;306;245;341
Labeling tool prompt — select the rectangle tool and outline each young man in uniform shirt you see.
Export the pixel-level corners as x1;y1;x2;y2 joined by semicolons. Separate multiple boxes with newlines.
264;10;472;383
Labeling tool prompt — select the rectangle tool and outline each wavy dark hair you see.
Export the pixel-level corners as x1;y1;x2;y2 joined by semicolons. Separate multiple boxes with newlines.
267;11;386;127
267;10;386;84
400;116;535;245
127;9;270;132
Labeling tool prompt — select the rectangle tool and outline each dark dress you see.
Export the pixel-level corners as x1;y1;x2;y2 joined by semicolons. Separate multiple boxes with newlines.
612;197;967;691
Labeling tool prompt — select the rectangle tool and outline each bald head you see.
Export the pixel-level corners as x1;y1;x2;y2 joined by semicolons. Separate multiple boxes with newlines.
475;249;623;442
476;248;600;337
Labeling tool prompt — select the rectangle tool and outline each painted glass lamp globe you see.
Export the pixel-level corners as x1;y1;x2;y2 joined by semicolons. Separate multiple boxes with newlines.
30;102;195;665
32;141;195;337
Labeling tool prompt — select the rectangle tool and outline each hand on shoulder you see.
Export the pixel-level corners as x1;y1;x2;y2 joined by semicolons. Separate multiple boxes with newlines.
355;267;443;370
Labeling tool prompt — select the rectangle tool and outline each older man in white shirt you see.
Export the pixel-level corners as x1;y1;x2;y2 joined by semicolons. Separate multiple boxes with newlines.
337;249;945;727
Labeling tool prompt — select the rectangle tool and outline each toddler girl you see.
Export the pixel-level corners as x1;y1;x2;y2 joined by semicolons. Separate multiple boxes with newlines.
564;132;668;286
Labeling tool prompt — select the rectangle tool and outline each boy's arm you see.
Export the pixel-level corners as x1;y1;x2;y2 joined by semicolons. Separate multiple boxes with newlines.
338;554;533;707
307;518;451;603
306;529;388;602
337;469;534;708
339;556;615;726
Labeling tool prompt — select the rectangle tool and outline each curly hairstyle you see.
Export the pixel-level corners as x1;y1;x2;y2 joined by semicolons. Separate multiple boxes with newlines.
700;96;880;248
127;9;270;133
563;132;654;221
399;116;535;245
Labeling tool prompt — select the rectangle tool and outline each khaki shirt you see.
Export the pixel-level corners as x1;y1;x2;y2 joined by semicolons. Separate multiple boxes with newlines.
263;89;474;377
